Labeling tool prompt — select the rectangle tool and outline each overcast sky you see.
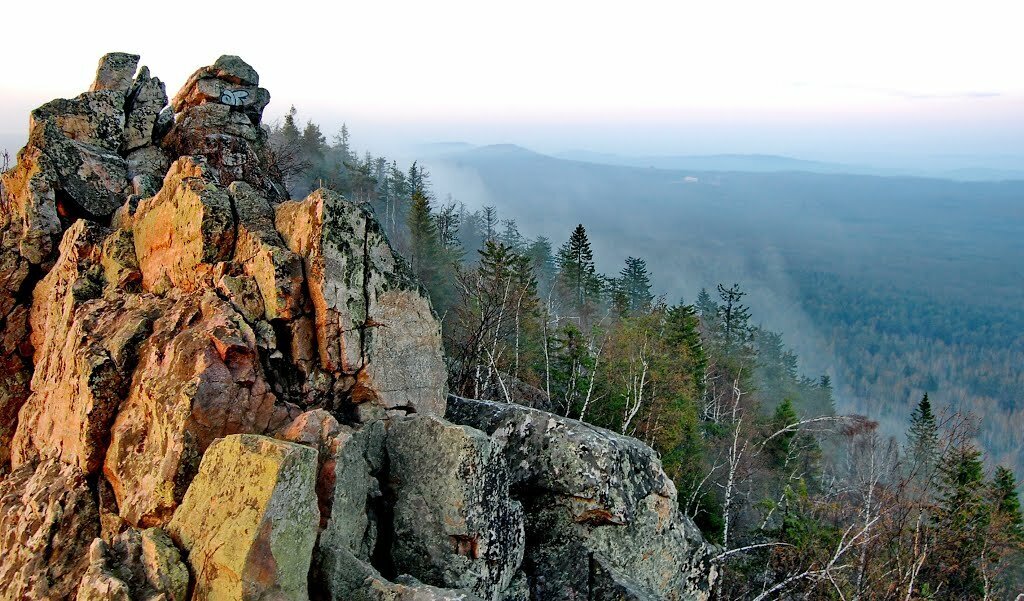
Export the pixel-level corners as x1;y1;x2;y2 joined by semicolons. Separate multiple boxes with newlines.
2;0;1022;166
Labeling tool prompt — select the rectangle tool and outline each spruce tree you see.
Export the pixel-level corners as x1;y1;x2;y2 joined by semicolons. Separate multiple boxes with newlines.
615;256;654;314
990;466;1024;541
930;443;990;598
715;283;752;354
555;224;601;312
907;393;939;474
407;189;441;294
695;287;717;319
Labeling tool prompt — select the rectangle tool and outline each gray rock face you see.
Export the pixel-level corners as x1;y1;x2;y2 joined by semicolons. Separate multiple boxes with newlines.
275;188;448;415
387;415;525;600
446;396;717;601
89;53;140;93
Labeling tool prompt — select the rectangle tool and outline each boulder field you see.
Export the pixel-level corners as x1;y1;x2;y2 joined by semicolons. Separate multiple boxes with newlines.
0;53;717;600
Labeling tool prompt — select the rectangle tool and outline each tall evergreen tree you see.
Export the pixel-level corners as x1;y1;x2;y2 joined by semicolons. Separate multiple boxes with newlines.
907;393;939;476
715;283;753;354
407;188;441;295
556;224;601;312
695;287;718;319
614;256;654;314
929;443;991;598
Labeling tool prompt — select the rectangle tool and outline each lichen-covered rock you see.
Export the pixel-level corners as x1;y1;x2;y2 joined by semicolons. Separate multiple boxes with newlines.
0;458;99;601
275;188;446;414
132;156;235;293
446;396;717;600
30;90;126;152
167;434;319;601
387;415;524;600
27;118;130;221
123;66;168;152
229;181;305;320
11;221;158;474
76;528;189;601
104;291;296;527
89;52;140;93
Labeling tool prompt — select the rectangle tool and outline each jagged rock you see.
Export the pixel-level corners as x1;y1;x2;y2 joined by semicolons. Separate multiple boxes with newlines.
123;67;168;152
27;118;130;221
31;90;126;152
167;434;319;601
229;181;305;320
104;291;297;527
132;156;234;294
76;529;188;601
387;415;525;599
11;221;158;474
276;188;447;414
90;53;140;93
0;458;99;601
170;55;268;122
446;396;717;600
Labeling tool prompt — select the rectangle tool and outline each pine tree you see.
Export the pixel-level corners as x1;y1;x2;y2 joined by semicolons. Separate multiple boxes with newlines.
907;393;939;478
665;301;706;392
614;256;654;314
525;236;556;296
281;105;300;144
407;188;441;293
990;466;1024;541
555;224;601;312
715;283;752;354
695;287;717;319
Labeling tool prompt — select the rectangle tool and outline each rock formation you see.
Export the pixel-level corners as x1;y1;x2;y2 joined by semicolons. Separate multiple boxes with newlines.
0;53;716;600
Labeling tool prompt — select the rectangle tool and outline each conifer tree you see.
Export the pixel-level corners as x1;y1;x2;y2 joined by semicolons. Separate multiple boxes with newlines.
907;393;939;476
614;256;654;314
407;189;441;295
695;287;718;320
556;224;601;312
930;443;990;598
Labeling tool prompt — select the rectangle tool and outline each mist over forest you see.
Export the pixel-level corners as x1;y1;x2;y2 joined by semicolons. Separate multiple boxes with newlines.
419;143;1024;455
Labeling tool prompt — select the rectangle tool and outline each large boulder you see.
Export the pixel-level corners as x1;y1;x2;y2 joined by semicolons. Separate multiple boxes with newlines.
387;415;525;600
229;181;305;321
446;396;717;601
166;434;319;601
103;291;296;527
0;458;99;601
275;188;447;415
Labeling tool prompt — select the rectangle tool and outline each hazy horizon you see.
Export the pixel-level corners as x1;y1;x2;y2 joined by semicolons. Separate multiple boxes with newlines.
3;1;1023;173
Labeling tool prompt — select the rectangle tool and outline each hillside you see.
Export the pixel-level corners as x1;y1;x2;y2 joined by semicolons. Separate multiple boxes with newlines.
422;144;1024;472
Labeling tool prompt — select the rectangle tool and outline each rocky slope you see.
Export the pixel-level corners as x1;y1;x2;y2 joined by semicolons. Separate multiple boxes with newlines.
0;53;717;600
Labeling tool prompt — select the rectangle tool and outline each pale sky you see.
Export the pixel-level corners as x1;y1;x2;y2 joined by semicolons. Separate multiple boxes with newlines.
2;0;1022;166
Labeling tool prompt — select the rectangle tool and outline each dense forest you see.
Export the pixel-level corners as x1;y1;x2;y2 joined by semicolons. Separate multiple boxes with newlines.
264;110;1024;599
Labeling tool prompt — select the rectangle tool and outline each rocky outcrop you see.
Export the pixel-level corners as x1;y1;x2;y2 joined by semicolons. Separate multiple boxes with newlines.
0;53;714;600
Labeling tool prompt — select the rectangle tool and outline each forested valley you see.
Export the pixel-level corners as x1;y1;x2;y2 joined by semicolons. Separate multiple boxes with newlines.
264;109;1024;599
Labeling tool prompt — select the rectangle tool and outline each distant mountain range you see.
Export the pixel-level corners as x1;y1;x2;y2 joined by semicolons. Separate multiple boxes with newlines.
417;143;1024;182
